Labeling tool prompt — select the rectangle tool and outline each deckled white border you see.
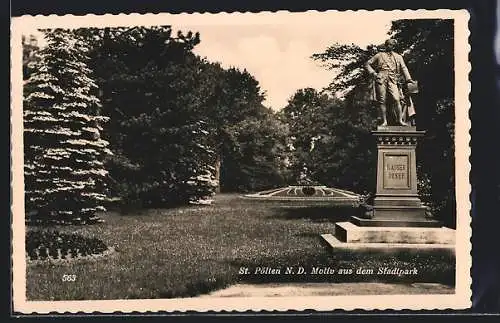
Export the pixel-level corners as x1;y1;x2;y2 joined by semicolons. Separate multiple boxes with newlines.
11;9;472;313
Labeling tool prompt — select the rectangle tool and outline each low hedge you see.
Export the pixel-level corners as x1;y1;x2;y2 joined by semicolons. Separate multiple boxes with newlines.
26;230;108;261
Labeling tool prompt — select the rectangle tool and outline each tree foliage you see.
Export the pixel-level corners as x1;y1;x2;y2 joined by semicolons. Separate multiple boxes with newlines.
74;26;219;208
222;107;290;192
22;34;41;80
281;88;378;192
203;66;267;130
280;88;331;183
312;43;379;98
198;65;277;192
24;29;111;224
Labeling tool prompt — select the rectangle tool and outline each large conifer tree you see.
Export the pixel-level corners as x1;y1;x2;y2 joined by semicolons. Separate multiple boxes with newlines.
24;29;111;224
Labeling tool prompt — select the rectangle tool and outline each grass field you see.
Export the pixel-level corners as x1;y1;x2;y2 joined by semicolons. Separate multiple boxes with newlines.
26;194;455;300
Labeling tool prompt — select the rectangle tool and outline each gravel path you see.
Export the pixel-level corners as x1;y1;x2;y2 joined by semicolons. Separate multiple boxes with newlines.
201;282;454;297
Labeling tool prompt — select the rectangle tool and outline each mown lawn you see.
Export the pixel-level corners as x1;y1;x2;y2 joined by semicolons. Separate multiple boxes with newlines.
26;194;455;300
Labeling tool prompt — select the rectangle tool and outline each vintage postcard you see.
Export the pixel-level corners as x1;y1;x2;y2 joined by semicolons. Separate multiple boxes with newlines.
11;9;471;313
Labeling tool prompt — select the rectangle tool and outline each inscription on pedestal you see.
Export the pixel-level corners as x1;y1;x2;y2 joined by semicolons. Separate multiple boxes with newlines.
383;154;409;189
368;128;432;225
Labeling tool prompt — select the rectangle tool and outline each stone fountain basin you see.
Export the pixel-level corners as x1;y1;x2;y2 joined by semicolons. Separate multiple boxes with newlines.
241;185;362;208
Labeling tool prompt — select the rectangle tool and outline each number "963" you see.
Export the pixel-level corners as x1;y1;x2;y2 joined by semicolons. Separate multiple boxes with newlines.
62;274;76;282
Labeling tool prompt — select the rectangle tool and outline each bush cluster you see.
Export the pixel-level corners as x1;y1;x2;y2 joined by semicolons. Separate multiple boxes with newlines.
26;230;108;261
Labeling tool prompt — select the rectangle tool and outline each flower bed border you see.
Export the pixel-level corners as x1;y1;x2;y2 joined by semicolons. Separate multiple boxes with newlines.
27;246;117;266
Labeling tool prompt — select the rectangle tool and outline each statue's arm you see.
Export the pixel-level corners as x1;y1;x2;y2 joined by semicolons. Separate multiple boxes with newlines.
365;54;378;76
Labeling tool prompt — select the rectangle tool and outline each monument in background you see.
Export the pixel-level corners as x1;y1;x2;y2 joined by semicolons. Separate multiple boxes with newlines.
323;39;454;247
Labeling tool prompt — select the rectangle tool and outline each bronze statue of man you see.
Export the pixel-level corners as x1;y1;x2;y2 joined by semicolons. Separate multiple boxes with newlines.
365;39;414;126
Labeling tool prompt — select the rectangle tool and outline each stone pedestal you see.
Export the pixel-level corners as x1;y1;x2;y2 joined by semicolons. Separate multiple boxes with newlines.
355;126;441;227
322;126;453;251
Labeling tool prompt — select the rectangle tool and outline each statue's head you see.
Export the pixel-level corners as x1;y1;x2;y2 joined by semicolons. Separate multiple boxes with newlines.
384;39;397;51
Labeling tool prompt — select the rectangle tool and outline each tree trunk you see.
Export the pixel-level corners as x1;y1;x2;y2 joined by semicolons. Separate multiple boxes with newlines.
214;153;221;193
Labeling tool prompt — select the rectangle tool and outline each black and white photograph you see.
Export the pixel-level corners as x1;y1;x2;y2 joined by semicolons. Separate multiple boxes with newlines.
10;9;471;312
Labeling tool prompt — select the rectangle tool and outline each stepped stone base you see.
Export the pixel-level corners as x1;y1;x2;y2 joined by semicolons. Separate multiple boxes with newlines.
372;196;429;221
321;233;455;253
373;206;427;220
334;222;455;245
351;216;442;228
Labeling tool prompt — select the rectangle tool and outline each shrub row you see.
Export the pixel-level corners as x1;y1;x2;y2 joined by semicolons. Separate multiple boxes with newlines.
26;230;108;261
